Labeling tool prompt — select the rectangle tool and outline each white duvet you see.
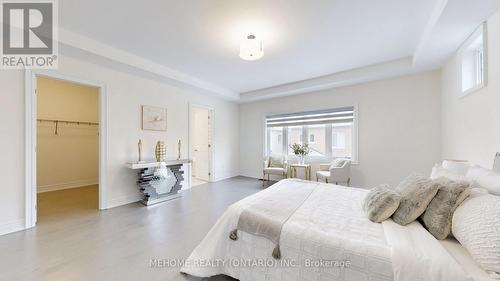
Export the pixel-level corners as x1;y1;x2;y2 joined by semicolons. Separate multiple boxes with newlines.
181;179;472;281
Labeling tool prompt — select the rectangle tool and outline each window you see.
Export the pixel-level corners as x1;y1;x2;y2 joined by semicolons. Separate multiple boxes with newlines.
287;126;303;155
268;126;283;155
459;23;487;97
308;125;326;156
309;134;315;143
332;132;344;149
265;107;357;161
332;124;352;158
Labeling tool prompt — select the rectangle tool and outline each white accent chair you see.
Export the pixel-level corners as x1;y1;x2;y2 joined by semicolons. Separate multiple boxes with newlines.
263;157;288;187
316;160;351;186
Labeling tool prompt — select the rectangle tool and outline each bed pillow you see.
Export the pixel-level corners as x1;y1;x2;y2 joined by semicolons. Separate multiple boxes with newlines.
452;194;500;278
430;164;467;181
363;185;401;223
392;174;440;226
466;166;500;195
422;178;471;240
441;160;470;175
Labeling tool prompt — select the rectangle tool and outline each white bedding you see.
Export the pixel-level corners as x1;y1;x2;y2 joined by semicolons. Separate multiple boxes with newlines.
181;179;471;281
440;238;496;281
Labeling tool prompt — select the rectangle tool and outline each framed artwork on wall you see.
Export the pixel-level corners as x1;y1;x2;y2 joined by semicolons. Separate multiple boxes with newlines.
142;105;167;131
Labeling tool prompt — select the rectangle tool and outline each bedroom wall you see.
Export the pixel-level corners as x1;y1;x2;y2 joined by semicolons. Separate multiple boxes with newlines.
0;52;240;235
239;71;442;188
441;9;500;168
37;77;99;193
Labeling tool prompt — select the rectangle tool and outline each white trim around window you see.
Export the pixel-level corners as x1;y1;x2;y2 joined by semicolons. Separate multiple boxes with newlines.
458;22;488;98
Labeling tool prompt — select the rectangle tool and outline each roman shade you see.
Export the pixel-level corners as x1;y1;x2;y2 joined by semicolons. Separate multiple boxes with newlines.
266;107;355;127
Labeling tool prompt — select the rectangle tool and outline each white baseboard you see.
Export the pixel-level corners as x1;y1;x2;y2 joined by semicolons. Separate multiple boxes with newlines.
106;193;142;209
0;219;25;236
233;172;259;180
37;178;98;193
214;172;240;182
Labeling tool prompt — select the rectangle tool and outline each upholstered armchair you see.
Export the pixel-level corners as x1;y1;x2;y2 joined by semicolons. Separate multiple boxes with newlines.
316;160;351;186
263;156;288;187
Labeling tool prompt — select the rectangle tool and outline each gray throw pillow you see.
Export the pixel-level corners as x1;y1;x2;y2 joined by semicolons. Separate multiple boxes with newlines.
392;174;440;226
422;178;471;240
363;185;401;223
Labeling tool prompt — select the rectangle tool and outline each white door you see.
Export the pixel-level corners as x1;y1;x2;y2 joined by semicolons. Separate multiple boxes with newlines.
192;108;210;181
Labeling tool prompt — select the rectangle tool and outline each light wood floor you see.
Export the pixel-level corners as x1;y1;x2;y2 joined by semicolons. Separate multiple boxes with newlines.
191;177;208;188
0;176;263;281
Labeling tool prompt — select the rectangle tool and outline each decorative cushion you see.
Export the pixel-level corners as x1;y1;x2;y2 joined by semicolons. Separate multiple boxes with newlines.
421;178;471;240
264;167;286;175
329;159;346;169
466;166;500;195
392;174;440;226
452;194;500;277
430;164;467;181
363;185;401;223
268;156;284;168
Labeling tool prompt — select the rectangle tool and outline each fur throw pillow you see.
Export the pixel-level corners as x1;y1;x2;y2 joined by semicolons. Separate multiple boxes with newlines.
422;178;471;240
392;174;439;226
363;185;401;223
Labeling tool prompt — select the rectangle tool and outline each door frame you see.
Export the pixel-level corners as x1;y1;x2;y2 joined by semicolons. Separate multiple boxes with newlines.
188;103;214;183
24;70;108;229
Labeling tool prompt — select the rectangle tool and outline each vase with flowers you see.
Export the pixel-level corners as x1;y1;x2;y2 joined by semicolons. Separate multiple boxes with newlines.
289;143;310;165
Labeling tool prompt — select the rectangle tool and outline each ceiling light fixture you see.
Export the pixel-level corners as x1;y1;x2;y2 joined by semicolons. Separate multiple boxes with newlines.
239;34;264;61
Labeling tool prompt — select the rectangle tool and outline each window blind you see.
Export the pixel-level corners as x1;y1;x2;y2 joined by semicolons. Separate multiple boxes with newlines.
266;107;354;127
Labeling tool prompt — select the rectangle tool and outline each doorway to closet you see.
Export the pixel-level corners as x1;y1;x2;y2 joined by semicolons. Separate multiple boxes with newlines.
35;76;100;224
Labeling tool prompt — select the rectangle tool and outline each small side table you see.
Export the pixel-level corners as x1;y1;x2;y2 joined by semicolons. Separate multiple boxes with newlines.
289;164;312;181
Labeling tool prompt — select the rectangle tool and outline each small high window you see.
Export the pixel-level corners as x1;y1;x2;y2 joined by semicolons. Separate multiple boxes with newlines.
459;23;487;97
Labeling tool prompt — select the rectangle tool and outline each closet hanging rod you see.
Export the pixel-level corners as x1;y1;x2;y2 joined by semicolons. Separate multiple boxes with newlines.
37;118;99;126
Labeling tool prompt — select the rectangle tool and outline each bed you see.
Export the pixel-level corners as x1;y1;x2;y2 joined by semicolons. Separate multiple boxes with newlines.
181;178;494;281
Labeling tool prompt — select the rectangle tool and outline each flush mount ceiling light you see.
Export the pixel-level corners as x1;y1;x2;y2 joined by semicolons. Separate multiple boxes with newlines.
239;34;264;61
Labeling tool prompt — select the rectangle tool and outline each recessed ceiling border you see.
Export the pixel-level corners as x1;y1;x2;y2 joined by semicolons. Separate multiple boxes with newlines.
58;28;239;101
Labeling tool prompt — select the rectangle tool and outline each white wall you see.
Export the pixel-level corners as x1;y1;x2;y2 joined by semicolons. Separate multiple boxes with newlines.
441;9;500;167
239;71;442;188
191;107;210;180
37;77;99;192
0;69;25;235
0;53;239;234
